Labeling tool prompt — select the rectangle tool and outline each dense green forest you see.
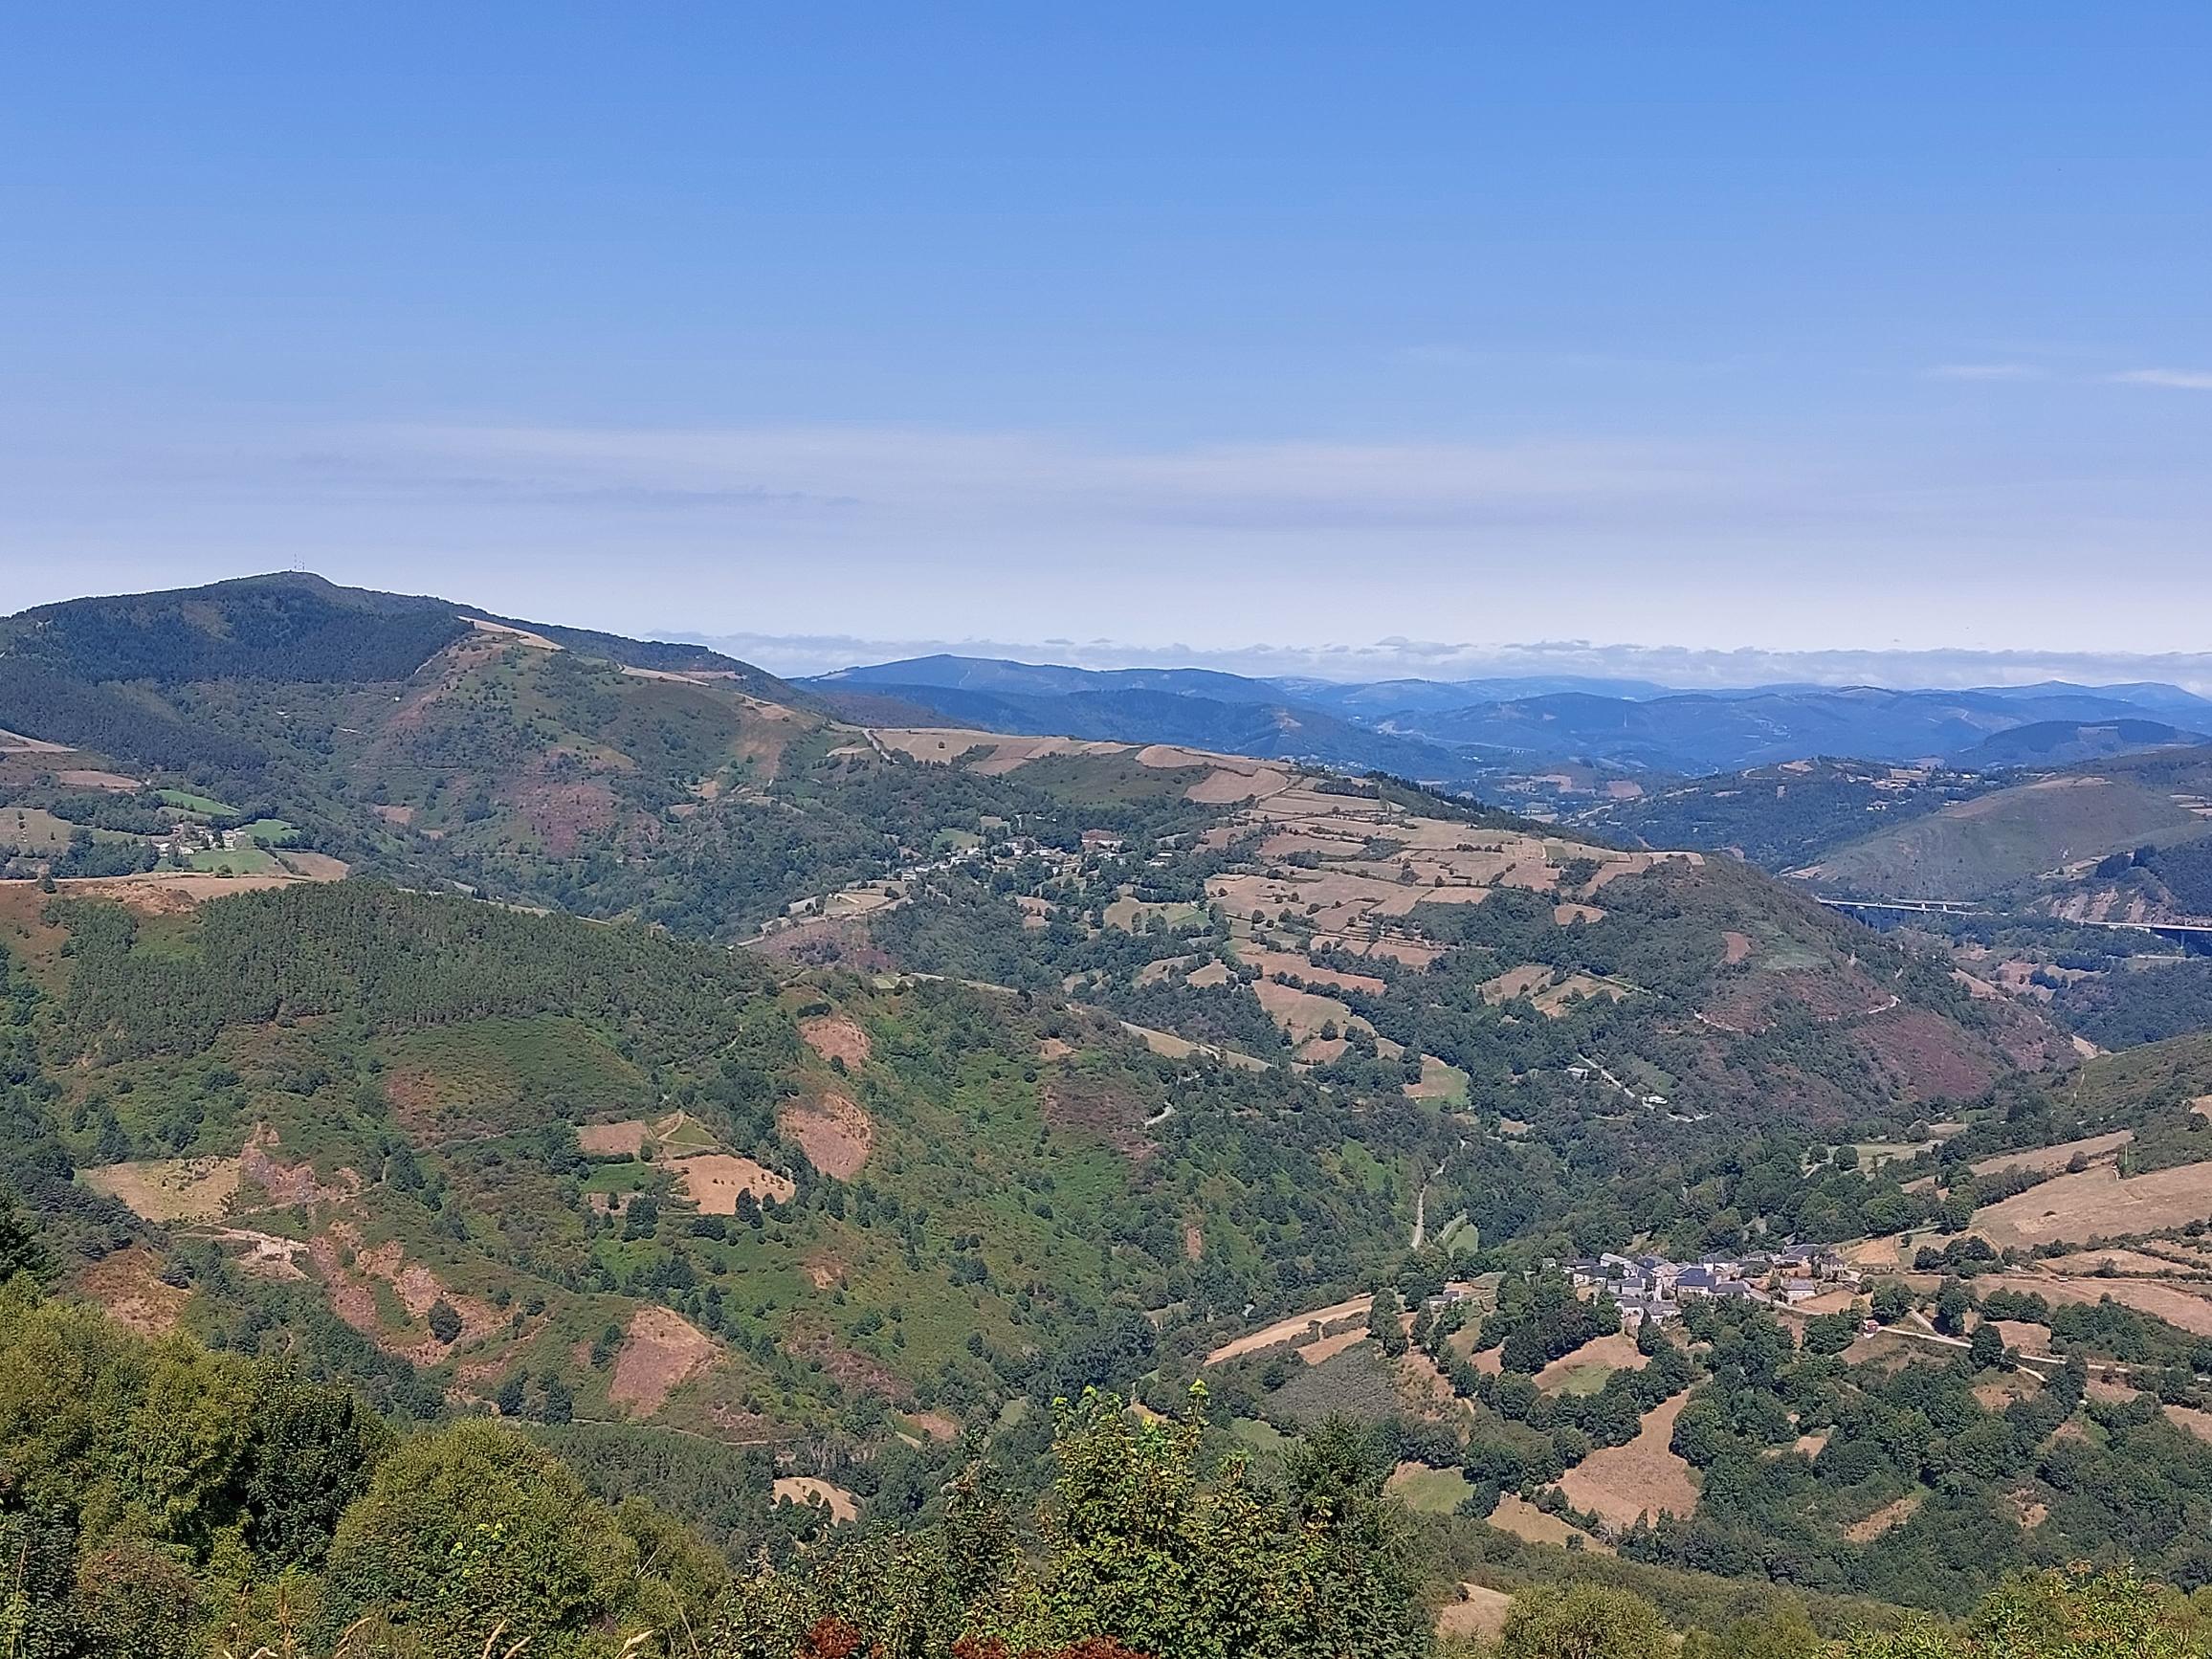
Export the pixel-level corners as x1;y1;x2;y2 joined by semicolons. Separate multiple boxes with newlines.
2054;959;2212;1050
0;1274;1420;1659
4;1273;2208;1658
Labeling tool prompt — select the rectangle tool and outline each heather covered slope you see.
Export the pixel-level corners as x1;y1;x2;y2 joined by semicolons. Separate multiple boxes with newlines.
0;575;976;932
1572;760;2000;873
0;571;774;778
797;743;2074;1135
1795;774;2211;902
0;570;760;684
0;571;2081;1143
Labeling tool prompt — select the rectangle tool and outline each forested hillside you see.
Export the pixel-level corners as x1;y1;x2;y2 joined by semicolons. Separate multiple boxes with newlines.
0;575;1228;934
4;881;1462;1438
5;1275;2209;1657
6;576;2212;1652
0;1278;1441;1659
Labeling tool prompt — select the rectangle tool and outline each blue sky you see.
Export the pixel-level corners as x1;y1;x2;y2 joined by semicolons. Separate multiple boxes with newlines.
4;5;2208;671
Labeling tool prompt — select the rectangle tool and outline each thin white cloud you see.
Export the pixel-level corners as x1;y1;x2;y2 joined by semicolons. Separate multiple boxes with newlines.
1926;363;2045;382
2110;368;2212;390
359;422;1770;531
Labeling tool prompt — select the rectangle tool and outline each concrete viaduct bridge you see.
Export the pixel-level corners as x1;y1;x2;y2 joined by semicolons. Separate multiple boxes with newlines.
1815;895;2212;951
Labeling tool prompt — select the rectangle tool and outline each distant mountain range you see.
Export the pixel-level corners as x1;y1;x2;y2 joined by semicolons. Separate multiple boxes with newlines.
804;659;1472;779
803;653;2212;780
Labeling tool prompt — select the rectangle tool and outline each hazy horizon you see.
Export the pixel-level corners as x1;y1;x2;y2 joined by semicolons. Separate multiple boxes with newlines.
15;565;2212;696
7;9;2209;656
700;629;2212;697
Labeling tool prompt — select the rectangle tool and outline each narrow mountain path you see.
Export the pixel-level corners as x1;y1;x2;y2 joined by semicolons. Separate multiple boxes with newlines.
1410;1158;1446;1250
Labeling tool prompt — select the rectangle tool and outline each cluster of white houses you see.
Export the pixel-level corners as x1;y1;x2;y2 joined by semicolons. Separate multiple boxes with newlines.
1563;1249;1862;1327
151;821;255;862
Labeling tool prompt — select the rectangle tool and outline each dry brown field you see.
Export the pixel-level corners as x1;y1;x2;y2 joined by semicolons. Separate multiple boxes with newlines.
1316;933;1444;967
578;1118;649;1157
2038;1247;2189;1277
675;1153;796;1212
1116;1019;1271;1071
869;728;1122;771
73;1246;191;1338
799;1012;874;1068
1252;978;1366;1046
82;1155;242;1223
772;1477;860;1524
1557;1391;1699;1529
1487;1494;1608;1551
54;871;321;914
1133;954;1199;986
1845;1493;1923;1542
1984;1272;2212;1338
1435;1585;1514;1643
1204;1294;1373;1365
279;851;352;880
779;1092;874;1179
2166;1405;2212;1445
1296;1327;1370;1366
1989;1319;2056;1354
1481;964;1554;1002
1534;1331;1648;1394
1970;1129;2134;1180
610;1306;718;1414
1235;944;1386;996
1974;1159;2212;1248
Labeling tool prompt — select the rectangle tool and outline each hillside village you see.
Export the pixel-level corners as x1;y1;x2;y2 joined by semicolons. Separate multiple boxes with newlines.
1563;1246;1865;1325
